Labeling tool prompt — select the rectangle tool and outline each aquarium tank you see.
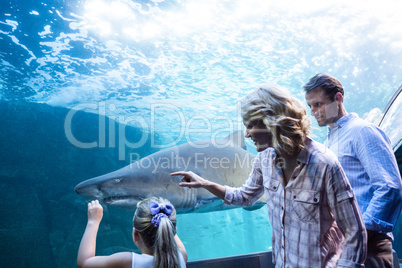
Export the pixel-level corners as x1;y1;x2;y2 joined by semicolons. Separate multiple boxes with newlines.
0;0;401;267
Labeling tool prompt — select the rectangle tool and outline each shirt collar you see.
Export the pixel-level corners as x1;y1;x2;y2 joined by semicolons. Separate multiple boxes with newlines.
296;137;312;165
269;137;312;165
330;112;358;130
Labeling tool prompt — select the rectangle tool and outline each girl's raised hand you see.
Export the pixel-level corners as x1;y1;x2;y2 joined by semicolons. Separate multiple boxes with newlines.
87;200;103;224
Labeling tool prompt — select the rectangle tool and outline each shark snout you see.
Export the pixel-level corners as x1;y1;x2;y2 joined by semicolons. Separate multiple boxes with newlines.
74;179;102;198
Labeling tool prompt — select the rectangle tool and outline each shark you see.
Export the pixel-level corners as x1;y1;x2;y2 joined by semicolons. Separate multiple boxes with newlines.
74;131;263;213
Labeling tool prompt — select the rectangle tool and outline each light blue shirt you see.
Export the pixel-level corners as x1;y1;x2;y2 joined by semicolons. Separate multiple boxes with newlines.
326;113;402;240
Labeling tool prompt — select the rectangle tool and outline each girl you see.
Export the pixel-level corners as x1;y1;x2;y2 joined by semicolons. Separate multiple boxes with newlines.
77;197;187;268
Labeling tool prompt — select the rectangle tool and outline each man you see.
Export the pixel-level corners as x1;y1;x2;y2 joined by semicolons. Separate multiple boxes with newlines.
304;73;402;268
172;84;367;267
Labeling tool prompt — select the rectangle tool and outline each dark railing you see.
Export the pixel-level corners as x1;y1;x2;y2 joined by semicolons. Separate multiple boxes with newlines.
187;250;400;268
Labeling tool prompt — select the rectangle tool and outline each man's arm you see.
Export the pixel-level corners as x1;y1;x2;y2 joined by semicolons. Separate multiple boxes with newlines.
356;125;402;232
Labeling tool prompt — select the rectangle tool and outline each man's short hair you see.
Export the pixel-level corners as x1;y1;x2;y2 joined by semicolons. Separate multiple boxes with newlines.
303;73;344;101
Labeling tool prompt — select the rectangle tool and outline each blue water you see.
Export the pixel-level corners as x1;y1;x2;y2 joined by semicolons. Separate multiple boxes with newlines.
178;206;271;260
1;0;402;267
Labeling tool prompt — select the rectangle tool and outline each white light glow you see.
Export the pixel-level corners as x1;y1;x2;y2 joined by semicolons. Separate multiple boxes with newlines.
83;0;136;37
80;0;402;46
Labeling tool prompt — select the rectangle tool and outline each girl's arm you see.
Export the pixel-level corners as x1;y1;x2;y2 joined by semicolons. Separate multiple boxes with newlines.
77;200;131;268
174;234;188;263
77;200;103;267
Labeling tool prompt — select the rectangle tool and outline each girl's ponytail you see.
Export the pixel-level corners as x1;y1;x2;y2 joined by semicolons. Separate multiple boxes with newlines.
153;217;180;268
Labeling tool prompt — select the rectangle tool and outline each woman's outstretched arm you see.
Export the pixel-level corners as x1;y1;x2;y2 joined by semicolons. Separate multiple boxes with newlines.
171;171;226;200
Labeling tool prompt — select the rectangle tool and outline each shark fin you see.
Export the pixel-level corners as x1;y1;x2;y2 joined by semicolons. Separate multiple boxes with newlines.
222;130;246;149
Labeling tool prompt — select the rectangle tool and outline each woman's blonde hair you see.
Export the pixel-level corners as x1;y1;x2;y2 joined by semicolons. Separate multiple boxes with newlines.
240;84;310;155
133;197;181;268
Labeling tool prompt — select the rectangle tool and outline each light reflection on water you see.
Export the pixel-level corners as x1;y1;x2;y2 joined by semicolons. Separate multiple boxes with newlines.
1;0;402;143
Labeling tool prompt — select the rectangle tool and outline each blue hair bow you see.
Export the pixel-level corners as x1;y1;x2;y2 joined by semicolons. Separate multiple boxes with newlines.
149;201;173;216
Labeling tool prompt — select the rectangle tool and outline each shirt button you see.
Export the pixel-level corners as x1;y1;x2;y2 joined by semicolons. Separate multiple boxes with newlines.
293;195;296;199
281;206;284;210
313;198;318;202
273;186;277;190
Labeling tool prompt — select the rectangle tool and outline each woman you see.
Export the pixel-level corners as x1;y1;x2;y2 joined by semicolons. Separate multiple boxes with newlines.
172;84;366;267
